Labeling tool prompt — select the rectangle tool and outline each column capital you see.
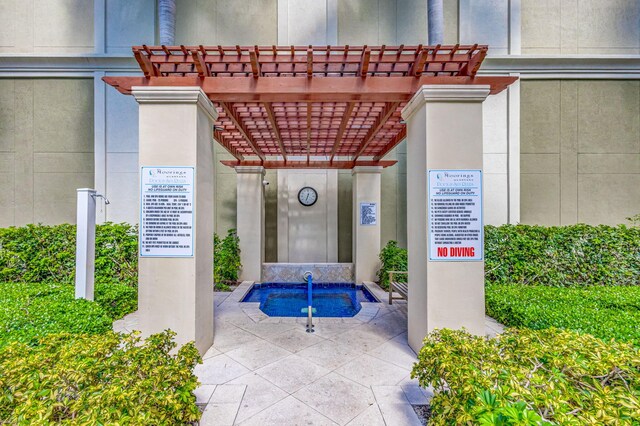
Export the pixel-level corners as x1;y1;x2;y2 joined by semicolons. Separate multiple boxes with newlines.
402;85;491;121
131;86;218;121
234;166;266;175
351;165;382;175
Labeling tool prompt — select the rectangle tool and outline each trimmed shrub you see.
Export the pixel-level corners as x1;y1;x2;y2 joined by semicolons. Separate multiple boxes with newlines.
0;282;136;348
0;330;201;425
411;328;640;425
0;223;243;289
95;222;139;286
376;225;640;288
377;240;408;289
214;228;242;289
486;284;640;345
0;223;138;286
485;224;640;287
95;282;138;320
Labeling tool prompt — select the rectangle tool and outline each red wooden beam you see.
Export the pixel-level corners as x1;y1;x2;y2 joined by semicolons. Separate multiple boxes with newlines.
133;50;159;78
219;102;266;161
263;102;287;162
329;102;355;162
409;49;428;77
103;75;518;101
221;160;397;169
213;130;244;161
359;47;371;77
190;50;211;77
249;46;261;78
307;47;313;78
373;127;407;161
352;101;401;161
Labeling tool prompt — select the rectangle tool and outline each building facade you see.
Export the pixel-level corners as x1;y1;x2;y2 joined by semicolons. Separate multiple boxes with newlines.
1;0;639;263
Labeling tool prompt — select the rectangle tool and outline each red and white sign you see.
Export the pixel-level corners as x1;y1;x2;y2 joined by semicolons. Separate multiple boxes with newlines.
428;170;483;261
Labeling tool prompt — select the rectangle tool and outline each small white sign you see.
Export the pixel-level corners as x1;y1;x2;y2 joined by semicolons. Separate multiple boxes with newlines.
140;167;194;257
360;202;377;226
428;170;483;261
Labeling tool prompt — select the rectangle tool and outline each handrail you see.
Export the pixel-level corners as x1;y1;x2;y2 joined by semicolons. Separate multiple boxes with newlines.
303;271;314;333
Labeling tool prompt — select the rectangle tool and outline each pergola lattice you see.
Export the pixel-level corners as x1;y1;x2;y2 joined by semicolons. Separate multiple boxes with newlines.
104;44;517;169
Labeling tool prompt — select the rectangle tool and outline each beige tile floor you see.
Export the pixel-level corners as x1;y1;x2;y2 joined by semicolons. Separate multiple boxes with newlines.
114;282;504;425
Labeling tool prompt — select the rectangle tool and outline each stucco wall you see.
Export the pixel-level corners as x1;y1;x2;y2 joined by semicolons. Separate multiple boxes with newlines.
0;79;94;227
0;0;94;54
522;0;640;54
521;80;640;225
176;0;278;45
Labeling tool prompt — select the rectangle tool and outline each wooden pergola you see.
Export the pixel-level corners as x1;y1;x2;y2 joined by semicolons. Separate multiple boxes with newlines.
104;44;516;169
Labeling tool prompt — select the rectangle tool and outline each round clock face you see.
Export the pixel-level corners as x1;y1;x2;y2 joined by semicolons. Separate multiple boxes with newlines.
298;186;318;206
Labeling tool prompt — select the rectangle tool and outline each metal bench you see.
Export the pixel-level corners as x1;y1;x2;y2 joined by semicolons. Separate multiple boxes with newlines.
388;271;408;304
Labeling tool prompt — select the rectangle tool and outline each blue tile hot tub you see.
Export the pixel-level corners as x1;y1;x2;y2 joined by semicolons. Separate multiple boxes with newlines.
241;283;378;317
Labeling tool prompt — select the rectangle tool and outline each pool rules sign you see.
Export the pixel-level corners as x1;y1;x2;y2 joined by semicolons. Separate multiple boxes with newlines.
428;170;483;261
140;167;194;257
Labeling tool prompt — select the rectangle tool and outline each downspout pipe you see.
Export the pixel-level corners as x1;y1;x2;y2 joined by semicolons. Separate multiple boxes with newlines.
427;0;444;45
158;0;176;45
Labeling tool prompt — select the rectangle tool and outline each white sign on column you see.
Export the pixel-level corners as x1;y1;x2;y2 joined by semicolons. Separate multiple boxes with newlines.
140;167;194;257
428;170;483;261
359;202;377;225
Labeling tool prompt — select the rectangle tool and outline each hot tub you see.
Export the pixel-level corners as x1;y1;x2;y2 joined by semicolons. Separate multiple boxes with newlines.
240;283;379;317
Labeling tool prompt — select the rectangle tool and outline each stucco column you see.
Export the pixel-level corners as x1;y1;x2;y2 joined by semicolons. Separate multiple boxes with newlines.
235;166;265;281
352;166;382;283
132;86;217;355
403;85;490;353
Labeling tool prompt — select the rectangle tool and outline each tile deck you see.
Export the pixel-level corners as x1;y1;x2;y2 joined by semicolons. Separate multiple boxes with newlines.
114;282;505;425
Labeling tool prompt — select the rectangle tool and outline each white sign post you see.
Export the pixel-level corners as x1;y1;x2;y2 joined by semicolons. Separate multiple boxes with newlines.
75;188;97;300
428;170;483;261
140;167;194;257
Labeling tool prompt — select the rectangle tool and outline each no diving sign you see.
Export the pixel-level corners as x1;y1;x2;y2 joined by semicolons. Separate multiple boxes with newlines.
428;170;483;261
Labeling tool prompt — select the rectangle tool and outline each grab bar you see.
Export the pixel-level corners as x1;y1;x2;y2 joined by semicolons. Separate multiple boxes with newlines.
303;271;314;333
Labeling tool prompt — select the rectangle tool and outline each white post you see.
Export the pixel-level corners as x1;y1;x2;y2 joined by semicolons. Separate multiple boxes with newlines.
235;166;265;282
403;85;490;353
352;166;382;283
75;188;97;300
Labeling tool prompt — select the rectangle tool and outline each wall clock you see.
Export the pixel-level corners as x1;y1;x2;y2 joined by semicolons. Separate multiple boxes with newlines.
298;186;318;206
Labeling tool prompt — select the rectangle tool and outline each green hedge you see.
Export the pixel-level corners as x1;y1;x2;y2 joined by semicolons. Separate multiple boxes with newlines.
0;223;242;289
411;328;640;425
377;224;640;287
0;282;136;348
485;224;640;287
486;284;640;345
0;330;201;425
0;223;138;286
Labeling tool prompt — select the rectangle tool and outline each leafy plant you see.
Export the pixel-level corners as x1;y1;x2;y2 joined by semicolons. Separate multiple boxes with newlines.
0;282;136;348
0;330;202;425
628;213;640;227
377;240;408;290
214;228;241;289
376;225;640;289
0;223;139;286
486;284;640;346
485;224;640;287
0;223;244;290
95;282;138;320
411;328;640;425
